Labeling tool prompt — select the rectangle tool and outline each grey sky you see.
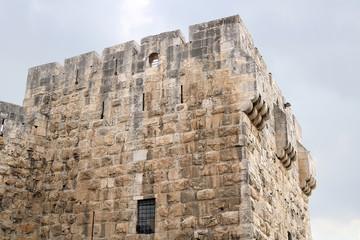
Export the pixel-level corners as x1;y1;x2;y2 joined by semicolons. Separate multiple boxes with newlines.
1;0;359;239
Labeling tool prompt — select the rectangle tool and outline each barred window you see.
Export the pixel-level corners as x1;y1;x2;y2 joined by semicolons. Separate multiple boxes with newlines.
136;198;155;234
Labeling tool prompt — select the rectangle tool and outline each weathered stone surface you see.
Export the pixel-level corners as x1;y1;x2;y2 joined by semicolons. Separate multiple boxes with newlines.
0;14;315;240
221;211;239;225
181;216;196;229
115;222;128;234
197;189;216;200
0;164;10;175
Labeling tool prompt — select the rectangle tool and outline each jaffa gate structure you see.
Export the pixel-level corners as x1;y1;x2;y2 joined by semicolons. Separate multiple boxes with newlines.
0;15;316;240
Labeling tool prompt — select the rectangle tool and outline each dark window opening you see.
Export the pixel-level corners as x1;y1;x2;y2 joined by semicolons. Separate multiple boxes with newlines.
287;231;292;240
181;85;184;103
100;102;105;119
0;119;4;136
75;69;79;85
149;53;159;67
133;48;138;56
142;93;145;111
136;198;155;234
91;211;95;240
114;59;118;75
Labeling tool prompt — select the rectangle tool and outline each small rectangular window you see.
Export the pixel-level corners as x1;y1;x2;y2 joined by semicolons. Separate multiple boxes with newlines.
142;93;145;111
0;119;4;136
75;69;79;84
288;231;292;240
114;59;118;75
100;101;105;119
181;85;184;103
136;198;155;234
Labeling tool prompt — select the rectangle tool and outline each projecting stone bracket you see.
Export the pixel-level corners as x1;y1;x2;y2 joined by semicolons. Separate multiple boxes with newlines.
244;93;270;131
276;141;297;170
301;175;316;196
298;141;316;196
274;104;297;170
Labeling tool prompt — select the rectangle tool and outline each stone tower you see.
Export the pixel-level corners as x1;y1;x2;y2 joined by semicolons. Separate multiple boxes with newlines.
0;15;316;239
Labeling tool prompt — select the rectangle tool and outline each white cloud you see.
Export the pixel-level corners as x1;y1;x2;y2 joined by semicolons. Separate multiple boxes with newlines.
119;0;153;39
312;218;360;240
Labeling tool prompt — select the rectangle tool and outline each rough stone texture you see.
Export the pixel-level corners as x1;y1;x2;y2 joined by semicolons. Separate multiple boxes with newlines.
0;15;316;240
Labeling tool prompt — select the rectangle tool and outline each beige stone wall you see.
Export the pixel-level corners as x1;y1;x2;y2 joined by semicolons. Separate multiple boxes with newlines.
0;15;316;240
0;101;47;239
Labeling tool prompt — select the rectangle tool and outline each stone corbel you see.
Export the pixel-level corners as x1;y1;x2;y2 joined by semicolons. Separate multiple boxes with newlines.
274;104;297;170
244;93;270;131
300;175;316;196
276;140;297;170
297;142;316;196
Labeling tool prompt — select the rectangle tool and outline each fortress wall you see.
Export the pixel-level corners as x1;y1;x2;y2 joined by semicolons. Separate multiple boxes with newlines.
0;15;315;240
244;112;313;239
25;15;257;239
238;42;313;238
0;101;26;139
0;102;47;239
237;46;314;239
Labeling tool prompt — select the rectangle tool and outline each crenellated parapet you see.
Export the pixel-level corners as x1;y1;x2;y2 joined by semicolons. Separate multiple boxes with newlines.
23;62;64;116
102;40;140;75
141;30;185;46
22;15;264;123
64;51;102;87
25;62;64;92
0;101;26;139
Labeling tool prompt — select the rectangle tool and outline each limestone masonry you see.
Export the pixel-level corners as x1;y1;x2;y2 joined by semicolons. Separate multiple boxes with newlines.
0;15;316;240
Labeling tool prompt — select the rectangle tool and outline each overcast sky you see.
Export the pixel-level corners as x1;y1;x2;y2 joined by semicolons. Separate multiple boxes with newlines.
1;0;359;239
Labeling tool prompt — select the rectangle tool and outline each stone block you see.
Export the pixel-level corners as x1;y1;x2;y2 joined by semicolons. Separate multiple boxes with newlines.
172;203;186;217
164;218;178;230
205;151;219;163
104;134;114;146
116;223;128;234
199;215;218;228
221;211;239;225
0;164;10;175
197;189;216;200
88;179;100;190
156;134;174;146
163;122;176;134
133;149;147;162
181;216;196;229
168;168;180;180
220;147;242;161
79;169;94;180
181;190;196;203
194;229;209;240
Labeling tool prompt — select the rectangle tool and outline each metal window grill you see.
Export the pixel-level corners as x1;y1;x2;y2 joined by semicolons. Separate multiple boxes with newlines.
136;198;155;234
